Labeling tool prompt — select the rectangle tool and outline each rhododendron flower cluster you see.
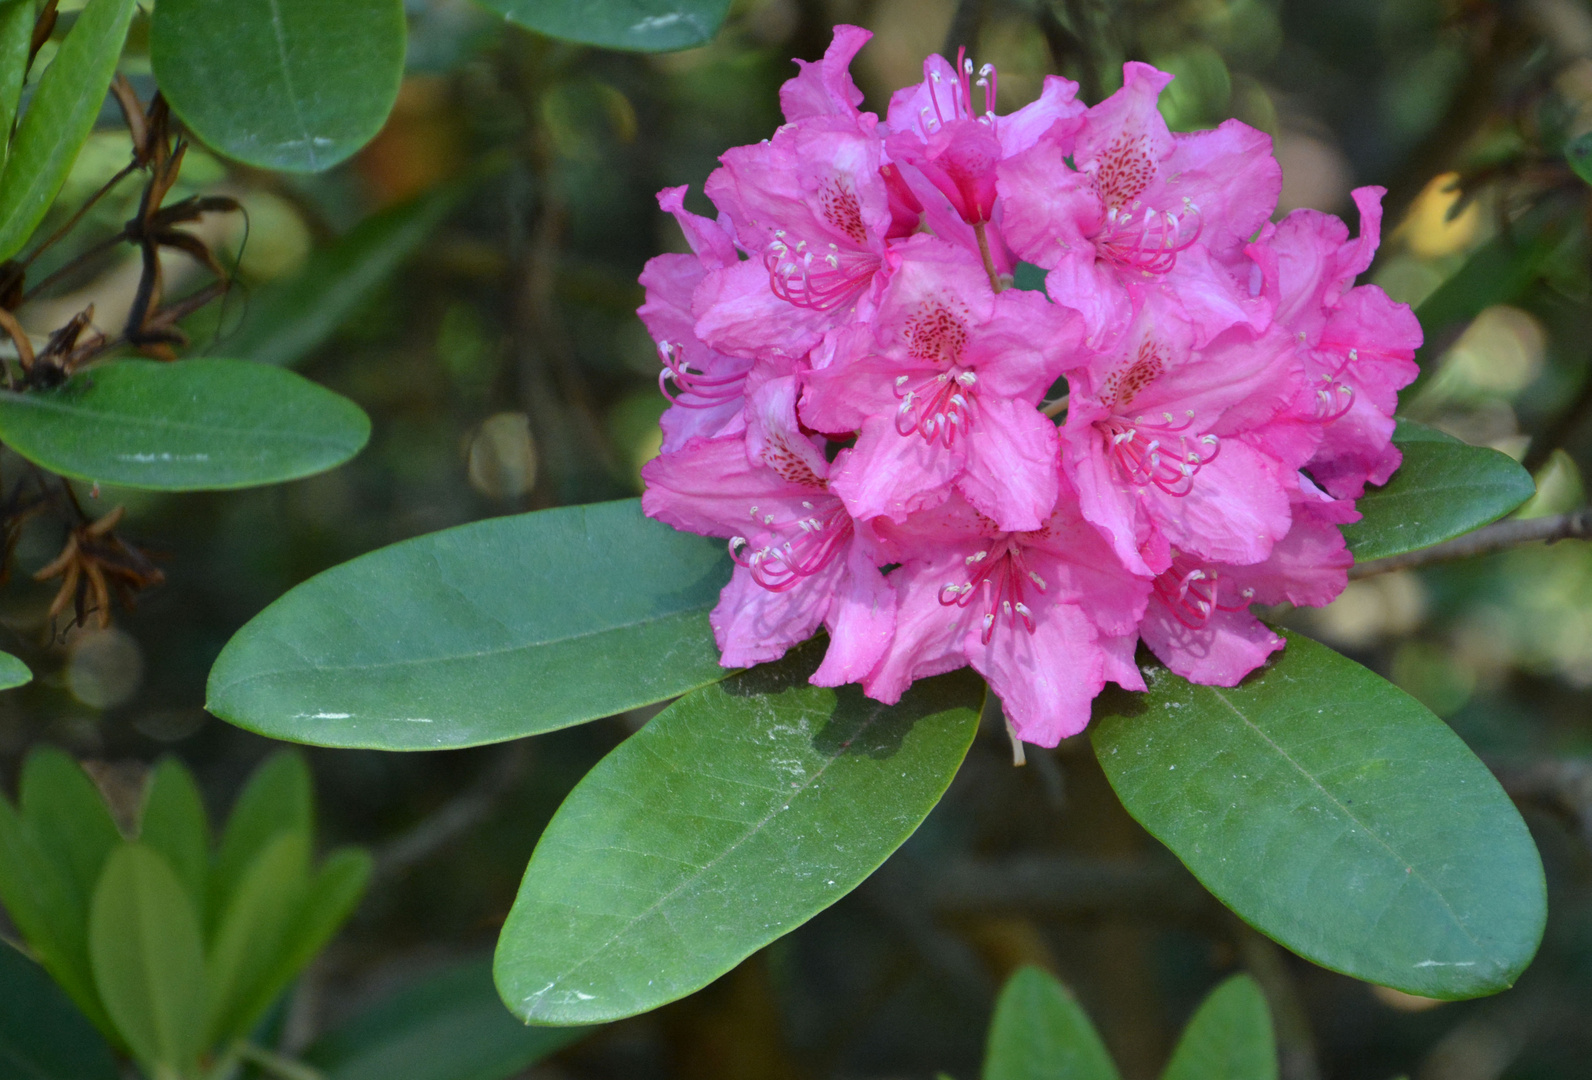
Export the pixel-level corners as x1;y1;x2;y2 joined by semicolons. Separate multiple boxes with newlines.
640;27;1420;748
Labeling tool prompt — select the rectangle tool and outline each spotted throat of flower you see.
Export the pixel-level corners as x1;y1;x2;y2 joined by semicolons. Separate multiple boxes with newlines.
764;178;882;310
1094;340;1220;496
1087;133;1202;275
893;297;981;447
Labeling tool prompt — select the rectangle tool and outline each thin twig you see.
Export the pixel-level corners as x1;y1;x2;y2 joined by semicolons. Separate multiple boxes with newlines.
1040;393;1069;418
1348;508;1592;579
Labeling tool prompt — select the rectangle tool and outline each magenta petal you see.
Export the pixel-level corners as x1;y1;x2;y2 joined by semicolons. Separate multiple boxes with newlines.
861;553;971;705
968;602;1103;747
812;542;897;687
829;414;960;524
1140;602;1283;686
712;560;841;668
780;24;872;122
958;397;1060;532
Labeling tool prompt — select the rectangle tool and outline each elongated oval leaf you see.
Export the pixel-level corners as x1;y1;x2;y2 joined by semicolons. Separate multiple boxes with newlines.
0;942;119;1080
0;0;33;174
1161;976;1275;1080
494;650;984;1024
984;967;1120;1080
0;649;28;689
0;359;370;490
207;498;732;750
88;844;208;1073
229;185;462;368
1344;420;1535;561
20;748;122;918
211;750;312;926
477;0;730;52
205;831;311;1044
1092;633;1545;998
304;959;586;1080
0;0;137;262
150;0;405;172
138;758;211;926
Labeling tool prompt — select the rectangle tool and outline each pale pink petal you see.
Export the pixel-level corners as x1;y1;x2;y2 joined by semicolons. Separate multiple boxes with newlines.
712;560;841;668
693;259;838;360
812;542;898;686
641;436;815;538
996;75;1086;157
1140;603;1283;686
828;414;961;524
1150;438;1293;567
996;137;1100;268
656;185;737;267
862;553;972;704
969;601;1103;746
1158;120;1282;260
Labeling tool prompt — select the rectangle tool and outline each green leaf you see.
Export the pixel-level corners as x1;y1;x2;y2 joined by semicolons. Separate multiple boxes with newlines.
20;748;122;920
304;958;586;1080
1344;420;1535;561
205;831;311;1044
0;358;371;491
207;498;732;751
476;0;730;52
983;967;1120;1080
0;649;29;689
150;0;405;172
138;758;211;928
1092;633;1546;999
1567;130;1592;186
211;750;313;928
228;185;463;368
1161;976;1276;1080
0;0;34;173
0;940;119;1080
235;846;372;1041
0;794;121;1043
494;649;984;1024
0;0;137;262
88;844;208;1073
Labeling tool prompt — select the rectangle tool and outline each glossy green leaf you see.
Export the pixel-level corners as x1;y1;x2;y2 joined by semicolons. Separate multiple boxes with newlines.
150;0;405;172
0;649;29;689
138;758;211;927
1161;976;1276;1080
0;0;137;262
1344;420;1535;561
1092;633;1546;999
305;958;585;1080
477;0;730;52
89;844;208;1072
0;794;120;1042
0;0;33;172
206;831;311;1043
207;498;732;750
0;359;370;491
239;846;372;1040
0;941;119;1080
228;185;462;368
984;967;1120;1080
211;750;312;926
494;649;984;1024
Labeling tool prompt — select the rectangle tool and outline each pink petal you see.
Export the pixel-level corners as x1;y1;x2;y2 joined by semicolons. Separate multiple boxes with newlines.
712;560;841;668
812;541;898;686
1139;603;1284;686
958;397;1061;532
828;413;961;524
780;25;872;122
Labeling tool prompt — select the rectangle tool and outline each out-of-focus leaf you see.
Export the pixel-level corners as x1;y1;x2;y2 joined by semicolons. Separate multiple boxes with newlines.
88;844;208;1073
1407;220;1563;397
0;794;120;1042
205;831;310;1044
0;359;371;490
0;0;33;172
1567;130;1592;186
983;966;1120;1080
0;941;119;1080
1344;420;1535;561
494;648;984;1024
1161;975;1276;1080
137;758;211;928
476;0;730;52
0;649;29;689
244;847;372;1037
150;0;405;172
207;499;732;750
210;750;312;927
228;186;461;367
303;958;586;1080
20;749;122;926
0;0;137;262
1092;633;1546;999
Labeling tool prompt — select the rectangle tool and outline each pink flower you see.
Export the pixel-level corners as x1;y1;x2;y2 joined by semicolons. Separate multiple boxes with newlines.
640;379;895;686
863;483;1150;746
639;186;755;452
1061;289;1314;576
999;62;1280;346
1139;483;1356;685
780;24;873;123
1256;187;1421;498
884;52;1085;276
801;235;1082;531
